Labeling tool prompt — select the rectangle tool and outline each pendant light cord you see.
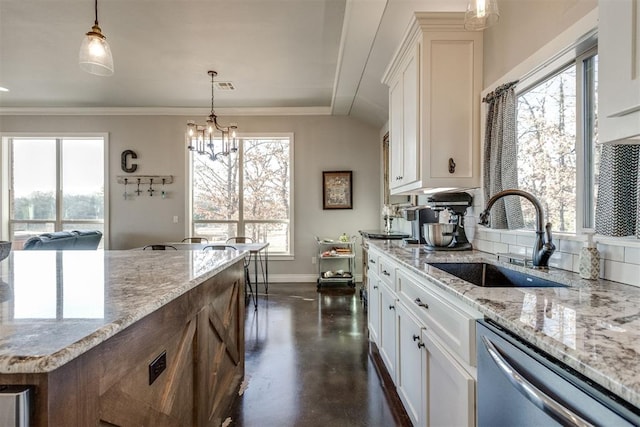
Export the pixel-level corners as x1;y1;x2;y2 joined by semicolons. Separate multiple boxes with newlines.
94;0;99;26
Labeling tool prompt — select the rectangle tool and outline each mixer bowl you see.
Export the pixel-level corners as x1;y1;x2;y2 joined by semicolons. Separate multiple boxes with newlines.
0;241;11;262
423;224;456;247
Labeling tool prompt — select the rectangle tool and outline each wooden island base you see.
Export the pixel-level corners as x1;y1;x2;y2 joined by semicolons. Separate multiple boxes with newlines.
1;260;245;427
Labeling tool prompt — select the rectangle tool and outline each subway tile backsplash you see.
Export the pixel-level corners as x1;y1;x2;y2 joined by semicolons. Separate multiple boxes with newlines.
470;219;640;287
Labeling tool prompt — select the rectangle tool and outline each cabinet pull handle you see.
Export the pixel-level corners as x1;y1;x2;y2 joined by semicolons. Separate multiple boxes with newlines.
382;270;390;276
373;285;378;289
389;305;395;310
369;259;376;264
448;157;456;174
417;342;425;349
412;334;420;341
414;298;429;309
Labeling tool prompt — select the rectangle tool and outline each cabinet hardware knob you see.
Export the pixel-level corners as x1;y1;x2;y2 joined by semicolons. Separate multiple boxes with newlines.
412;334;420;341
382;270;390;276
414;298;429;309
417;342;425;349
389;305;395;310
448;157;456;174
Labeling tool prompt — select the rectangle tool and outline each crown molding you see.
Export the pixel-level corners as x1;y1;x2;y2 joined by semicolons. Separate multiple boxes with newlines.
0;106;333;116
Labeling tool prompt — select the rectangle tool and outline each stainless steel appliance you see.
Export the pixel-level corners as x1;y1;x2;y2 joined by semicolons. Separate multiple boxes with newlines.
423;191;473;251
477;319;640;426
0;385;30;427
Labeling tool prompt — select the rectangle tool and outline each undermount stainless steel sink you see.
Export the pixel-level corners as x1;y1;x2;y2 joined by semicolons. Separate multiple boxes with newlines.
427;262;567;288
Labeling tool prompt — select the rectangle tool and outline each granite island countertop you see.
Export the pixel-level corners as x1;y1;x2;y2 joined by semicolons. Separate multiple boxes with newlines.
0;249;245;374
367;239;640;410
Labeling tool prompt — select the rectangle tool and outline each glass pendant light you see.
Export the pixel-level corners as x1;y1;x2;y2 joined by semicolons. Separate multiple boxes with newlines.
464;0;499;31
79;0;114;76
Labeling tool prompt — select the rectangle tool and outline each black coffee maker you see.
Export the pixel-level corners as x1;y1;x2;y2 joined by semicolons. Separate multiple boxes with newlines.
403;207;439;244
424;191;473;251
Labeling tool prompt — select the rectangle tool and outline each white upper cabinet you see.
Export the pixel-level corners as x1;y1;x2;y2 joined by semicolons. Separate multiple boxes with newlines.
382;12;483;194
598;0;640;143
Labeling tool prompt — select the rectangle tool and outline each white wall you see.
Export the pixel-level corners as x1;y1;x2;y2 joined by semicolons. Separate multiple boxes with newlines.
483;0;597;87
0;114;381;280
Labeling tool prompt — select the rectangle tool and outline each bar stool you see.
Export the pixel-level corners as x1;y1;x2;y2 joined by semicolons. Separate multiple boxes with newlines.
203;245;256;310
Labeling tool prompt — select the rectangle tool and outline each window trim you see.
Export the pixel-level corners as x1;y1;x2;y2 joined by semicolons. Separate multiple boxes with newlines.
1;133;110;247
187;132;294;258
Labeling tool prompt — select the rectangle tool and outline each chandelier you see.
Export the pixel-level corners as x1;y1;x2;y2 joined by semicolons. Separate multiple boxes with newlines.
187;71;238;161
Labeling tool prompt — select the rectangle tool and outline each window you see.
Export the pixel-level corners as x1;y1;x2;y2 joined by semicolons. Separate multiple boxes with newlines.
5;136;106;248
516;47;598;233
190;134;293;255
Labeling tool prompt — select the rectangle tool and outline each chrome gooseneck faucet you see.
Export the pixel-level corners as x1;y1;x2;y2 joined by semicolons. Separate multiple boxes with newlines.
479;189;556;269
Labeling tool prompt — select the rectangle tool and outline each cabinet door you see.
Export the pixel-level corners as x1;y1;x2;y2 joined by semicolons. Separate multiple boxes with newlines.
423;330;475;427
397;303;426;427
401;47;419;186
389;77;404;190
379;282;398;381
367;273;381;345
599;0;640;142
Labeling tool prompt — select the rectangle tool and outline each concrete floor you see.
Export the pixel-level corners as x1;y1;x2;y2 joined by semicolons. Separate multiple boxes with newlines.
227;283;401;426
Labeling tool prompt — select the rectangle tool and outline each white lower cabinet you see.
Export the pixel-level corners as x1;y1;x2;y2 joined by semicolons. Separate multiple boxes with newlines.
367;270;381;345
370;250;481;427
379;281;398;381
423;329;475;427
397;302;426;426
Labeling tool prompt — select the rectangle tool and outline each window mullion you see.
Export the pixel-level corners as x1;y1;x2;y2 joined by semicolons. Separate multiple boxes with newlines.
56;138;63;232
238;139;244;236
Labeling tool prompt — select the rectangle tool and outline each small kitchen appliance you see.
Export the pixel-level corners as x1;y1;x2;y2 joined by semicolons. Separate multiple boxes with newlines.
402;207;439;244
424;191;473;251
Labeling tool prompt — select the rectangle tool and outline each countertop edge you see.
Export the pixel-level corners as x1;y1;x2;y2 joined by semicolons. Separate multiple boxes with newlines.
0;253;245;374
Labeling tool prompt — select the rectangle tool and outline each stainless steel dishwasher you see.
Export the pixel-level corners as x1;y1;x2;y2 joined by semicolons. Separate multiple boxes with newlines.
477;319;640;426
0;385;30;427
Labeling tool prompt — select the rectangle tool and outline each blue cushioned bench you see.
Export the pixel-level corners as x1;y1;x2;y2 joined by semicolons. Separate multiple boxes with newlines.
23;230;102;250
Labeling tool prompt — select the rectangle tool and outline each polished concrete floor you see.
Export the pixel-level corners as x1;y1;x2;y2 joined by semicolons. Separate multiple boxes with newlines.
227;282;400;427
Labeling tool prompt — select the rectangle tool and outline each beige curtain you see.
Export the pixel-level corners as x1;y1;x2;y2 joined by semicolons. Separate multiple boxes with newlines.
482;81;524;229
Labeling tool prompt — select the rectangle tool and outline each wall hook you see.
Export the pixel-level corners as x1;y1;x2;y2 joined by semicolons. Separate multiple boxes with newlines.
161;178;166;199
148;178;155;196
135;178;142;196
123;178;129;200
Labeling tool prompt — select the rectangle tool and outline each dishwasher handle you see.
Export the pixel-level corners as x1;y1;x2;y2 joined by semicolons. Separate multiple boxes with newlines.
481;336;594;427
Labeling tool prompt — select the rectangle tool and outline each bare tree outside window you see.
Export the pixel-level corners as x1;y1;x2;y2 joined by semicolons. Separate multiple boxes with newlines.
191;136;292;254
517;65;578;232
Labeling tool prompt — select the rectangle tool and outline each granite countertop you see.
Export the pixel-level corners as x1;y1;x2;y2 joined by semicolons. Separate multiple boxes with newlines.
367;240;640;409
0;249;245;374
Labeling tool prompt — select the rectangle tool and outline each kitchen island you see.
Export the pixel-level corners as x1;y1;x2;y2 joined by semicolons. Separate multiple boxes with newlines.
0;249;246;426
367;239;640;413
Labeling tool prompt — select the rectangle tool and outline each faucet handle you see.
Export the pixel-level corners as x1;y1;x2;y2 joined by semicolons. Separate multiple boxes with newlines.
545;223;556;251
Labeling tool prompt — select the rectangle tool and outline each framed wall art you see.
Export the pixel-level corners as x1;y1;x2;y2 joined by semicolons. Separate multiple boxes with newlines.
323;171;353;210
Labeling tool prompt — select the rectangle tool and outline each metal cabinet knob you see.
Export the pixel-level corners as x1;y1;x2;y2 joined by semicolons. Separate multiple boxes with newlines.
414;298;429;309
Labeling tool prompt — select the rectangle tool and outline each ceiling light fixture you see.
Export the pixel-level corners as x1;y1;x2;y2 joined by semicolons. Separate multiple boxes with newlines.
79;0;114;76
464;0;499;31
187;71;238;161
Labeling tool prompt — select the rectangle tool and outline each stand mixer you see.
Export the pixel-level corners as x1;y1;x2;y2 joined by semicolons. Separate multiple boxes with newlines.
424;192;473;251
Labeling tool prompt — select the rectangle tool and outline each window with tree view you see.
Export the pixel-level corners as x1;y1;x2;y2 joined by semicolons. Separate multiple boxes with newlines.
516;49;598;233
191;135;293;255
7;136;105;248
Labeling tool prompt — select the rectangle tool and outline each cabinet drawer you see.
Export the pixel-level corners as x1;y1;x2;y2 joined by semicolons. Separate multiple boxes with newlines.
378;256;396;289
397;268;478;366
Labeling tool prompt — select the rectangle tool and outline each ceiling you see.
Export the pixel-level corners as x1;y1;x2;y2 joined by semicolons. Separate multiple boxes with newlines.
0;0;467;127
